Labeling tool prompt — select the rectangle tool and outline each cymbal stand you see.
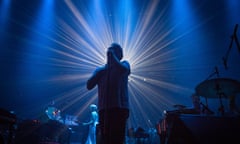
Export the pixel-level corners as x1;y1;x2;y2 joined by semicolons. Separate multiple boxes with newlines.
222;24;239;70
215;82;225;115
204;66;219;114
217;93;225;116
205;66;219;80
200;102;214;115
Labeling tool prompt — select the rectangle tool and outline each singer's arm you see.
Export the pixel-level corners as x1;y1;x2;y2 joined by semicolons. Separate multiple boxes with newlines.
87;68;103;90
107;50;130;73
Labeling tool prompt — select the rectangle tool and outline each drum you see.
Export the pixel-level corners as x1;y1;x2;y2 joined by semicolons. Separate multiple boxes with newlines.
64;115;78;126
45;107;62;121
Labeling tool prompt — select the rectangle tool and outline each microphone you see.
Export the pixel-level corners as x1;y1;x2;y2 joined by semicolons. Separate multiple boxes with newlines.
222;57;228;70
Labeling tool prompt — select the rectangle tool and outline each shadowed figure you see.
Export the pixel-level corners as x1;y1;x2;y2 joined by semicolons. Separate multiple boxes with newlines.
83;104;99;144
87;43;131;144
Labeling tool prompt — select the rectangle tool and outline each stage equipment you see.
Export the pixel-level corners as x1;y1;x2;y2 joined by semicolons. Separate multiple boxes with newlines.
222;24;240;70
195;78;240;98
45;106;62;122
64;115;79;126
173;104;186;109
0;108;17;144
15;119;71;144
127;127;150;144
161;111;240;144
195;78;240;115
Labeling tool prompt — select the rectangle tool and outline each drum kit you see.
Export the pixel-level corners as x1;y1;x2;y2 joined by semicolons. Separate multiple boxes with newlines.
195;78;240;115
166;78;240;116
45;106;79;126
195;78;240;99
158;79;240;144
158;24;240;144
14;105;80;144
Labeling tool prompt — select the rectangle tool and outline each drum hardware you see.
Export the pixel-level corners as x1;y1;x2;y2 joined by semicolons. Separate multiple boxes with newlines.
127;127;150;144
64;115;79;126
199;102;214;115
195;78;240;115
173;104;186;110
171;104;202;115
222;24;239;71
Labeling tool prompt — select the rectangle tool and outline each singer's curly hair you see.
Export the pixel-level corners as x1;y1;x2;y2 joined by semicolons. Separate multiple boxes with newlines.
109;43;123;60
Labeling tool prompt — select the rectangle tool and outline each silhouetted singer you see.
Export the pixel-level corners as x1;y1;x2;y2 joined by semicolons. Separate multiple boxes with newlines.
87;43;131;144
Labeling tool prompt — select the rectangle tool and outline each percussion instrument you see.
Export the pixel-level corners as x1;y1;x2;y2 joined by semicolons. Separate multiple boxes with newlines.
195;78;240;98
64;115;79;126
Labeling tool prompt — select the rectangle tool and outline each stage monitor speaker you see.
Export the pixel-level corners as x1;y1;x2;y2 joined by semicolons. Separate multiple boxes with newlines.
165;114;240;144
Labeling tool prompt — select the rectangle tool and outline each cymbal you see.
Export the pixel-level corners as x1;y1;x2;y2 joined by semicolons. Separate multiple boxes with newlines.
195;78;240;98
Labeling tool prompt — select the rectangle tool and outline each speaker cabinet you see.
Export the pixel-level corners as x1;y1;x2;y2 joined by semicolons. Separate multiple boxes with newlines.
164;113;240;144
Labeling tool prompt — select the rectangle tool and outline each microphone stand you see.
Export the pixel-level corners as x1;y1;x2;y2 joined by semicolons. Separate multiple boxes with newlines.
222;24;239;70
215;82;225;116
205;66;219;81
234;24;240;53
104;58;111;144
104;50;114;144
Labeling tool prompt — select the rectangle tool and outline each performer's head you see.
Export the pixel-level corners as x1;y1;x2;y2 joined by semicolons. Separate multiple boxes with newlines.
108;43;123;60
90;104;97;111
